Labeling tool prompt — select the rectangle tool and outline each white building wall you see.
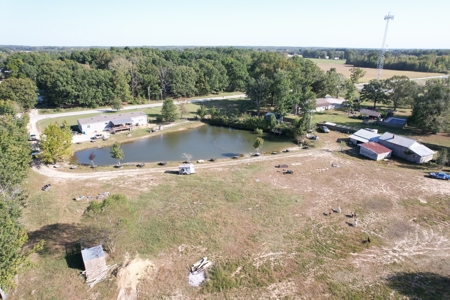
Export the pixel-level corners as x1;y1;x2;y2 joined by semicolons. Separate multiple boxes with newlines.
79;121;109;134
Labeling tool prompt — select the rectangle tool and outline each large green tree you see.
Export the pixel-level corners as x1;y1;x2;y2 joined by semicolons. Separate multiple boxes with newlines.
272;70;292;115
160;98;179;122
360;79;389;109
385;76;417;111
409;78;450;133
169;66;197;98
39;122;73;164
110;142;124;167
246;75;271;115
0;114;31;189
0;78;38;110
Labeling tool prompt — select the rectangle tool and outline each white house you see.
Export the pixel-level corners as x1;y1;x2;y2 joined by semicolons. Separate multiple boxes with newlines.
349;129;381;145
77;111;147;134
359;142;392;161
315;97;345;112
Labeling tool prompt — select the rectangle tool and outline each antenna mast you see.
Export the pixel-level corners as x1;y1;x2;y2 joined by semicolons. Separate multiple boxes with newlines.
377;12;394;79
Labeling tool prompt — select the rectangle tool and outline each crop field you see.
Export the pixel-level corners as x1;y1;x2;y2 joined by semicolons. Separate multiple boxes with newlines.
15;128;450;299
308;58;444;81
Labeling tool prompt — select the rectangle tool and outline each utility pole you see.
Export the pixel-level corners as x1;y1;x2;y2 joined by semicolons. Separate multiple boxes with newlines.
147;86;150;103
377;12;394;80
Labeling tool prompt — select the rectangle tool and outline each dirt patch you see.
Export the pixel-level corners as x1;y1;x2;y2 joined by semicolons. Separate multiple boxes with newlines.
117;254;155;300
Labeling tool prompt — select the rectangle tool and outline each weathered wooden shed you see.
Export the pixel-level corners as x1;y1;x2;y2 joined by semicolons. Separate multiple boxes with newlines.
81;245;109;285
179;163;195;175
359;142;392;161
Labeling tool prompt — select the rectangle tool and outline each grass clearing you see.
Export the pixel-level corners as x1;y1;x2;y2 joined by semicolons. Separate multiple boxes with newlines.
17;132;450;298
313;61;444;81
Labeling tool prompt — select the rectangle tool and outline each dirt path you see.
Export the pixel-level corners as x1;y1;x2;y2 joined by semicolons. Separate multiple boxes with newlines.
32;147;335;181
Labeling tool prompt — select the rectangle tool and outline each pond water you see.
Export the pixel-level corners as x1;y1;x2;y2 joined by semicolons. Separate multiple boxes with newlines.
75;124;295;165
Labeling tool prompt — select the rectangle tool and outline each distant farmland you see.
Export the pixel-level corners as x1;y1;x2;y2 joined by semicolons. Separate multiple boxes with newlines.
308;58;444;82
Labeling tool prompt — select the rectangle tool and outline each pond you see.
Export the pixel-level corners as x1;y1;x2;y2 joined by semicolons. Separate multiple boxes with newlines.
75;124;296;165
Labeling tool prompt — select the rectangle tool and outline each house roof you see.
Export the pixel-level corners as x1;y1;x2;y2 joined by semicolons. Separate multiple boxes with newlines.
379;132;435;157
349;129;380;143
316;97;345;108
110;118;134;125
360;109;381;118
360;142;392;154
78;111;147;125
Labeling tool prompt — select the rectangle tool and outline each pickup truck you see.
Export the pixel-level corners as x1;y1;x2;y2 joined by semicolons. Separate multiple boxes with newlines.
429;172;450;180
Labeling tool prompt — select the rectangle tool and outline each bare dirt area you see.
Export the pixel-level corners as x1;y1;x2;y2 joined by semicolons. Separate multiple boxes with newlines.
17;131;450;299
316;62;444;81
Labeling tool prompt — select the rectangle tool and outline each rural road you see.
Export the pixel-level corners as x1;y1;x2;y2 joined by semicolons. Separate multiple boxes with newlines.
32;147;335;181
28;94;246;140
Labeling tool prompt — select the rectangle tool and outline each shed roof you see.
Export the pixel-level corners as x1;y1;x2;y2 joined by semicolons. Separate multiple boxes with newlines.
379;132;416;148
379;132;435;157
360;142;392;154
81;245;105;262
352;129;380;140
360;109;381;118
78;111;146;125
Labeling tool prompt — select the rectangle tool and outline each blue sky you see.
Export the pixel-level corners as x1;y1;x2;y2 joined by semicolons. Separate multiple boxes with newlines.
1;0;449;48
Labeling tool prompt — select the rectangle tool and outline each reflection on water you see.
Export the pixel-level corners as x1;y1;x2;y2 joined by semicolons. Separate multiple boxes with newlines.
75;124;295;165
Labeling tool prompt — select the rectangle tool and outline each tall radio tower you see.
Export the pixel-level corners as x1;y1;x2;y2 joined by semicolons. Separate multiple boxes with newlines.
377;12;394;79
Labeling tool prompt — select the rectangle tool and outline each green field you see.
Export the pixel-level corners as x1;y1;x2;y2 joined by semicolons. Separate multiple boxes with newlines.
307;58;347;65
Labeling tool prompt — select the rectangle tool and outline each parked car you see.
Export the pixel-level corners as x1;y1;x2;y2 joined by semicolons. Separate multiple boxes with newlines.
29;134;37;141
319;126;330;133
429;172;450;180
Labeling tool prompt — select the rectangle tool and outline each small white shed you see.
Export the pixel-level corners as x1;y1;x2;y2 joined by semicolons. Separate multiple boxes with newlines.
179;163;195;175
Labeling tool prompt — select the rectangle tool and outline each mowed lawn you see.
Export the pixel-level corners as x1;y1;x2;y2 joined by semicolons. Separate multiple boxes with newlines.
307;58;444;81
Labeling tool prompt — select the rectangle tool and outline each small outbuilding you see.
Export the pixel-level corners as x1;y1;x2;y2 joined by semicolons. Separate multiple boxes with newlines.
179;163;195;175
378;132;435;164
81;245;109;285
360;109;381;119
349;129;381;145
359;142;392;161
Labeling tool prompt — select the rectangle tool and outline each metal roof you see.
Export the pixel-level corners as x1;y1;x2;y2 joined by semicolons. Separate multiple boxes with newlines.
78;111;147;125
379;132;416;148
360;142;392;154
110;118;134;125
380;132;435;156
349;134;369;143
360;109;381;118
81;245;105;262
352;129;380;140
409;143;435;157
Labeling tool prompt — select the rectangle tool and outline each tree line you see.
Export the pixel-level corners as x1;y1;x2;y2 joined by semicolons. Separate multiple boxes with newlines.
0;47;360;111
360;77;450;133
0;105;42;294
345;49;450;73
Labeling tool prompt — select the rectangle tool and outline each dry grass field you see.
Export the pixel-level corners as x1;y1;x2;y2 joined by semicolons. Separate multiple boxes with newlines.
13;130;450;299
309;58;444;81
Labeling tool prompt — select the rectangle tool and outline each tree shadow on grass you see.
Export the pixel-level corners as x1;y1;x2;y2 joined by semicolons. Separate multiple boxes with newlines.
26;223;87;270
386;272;450;300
